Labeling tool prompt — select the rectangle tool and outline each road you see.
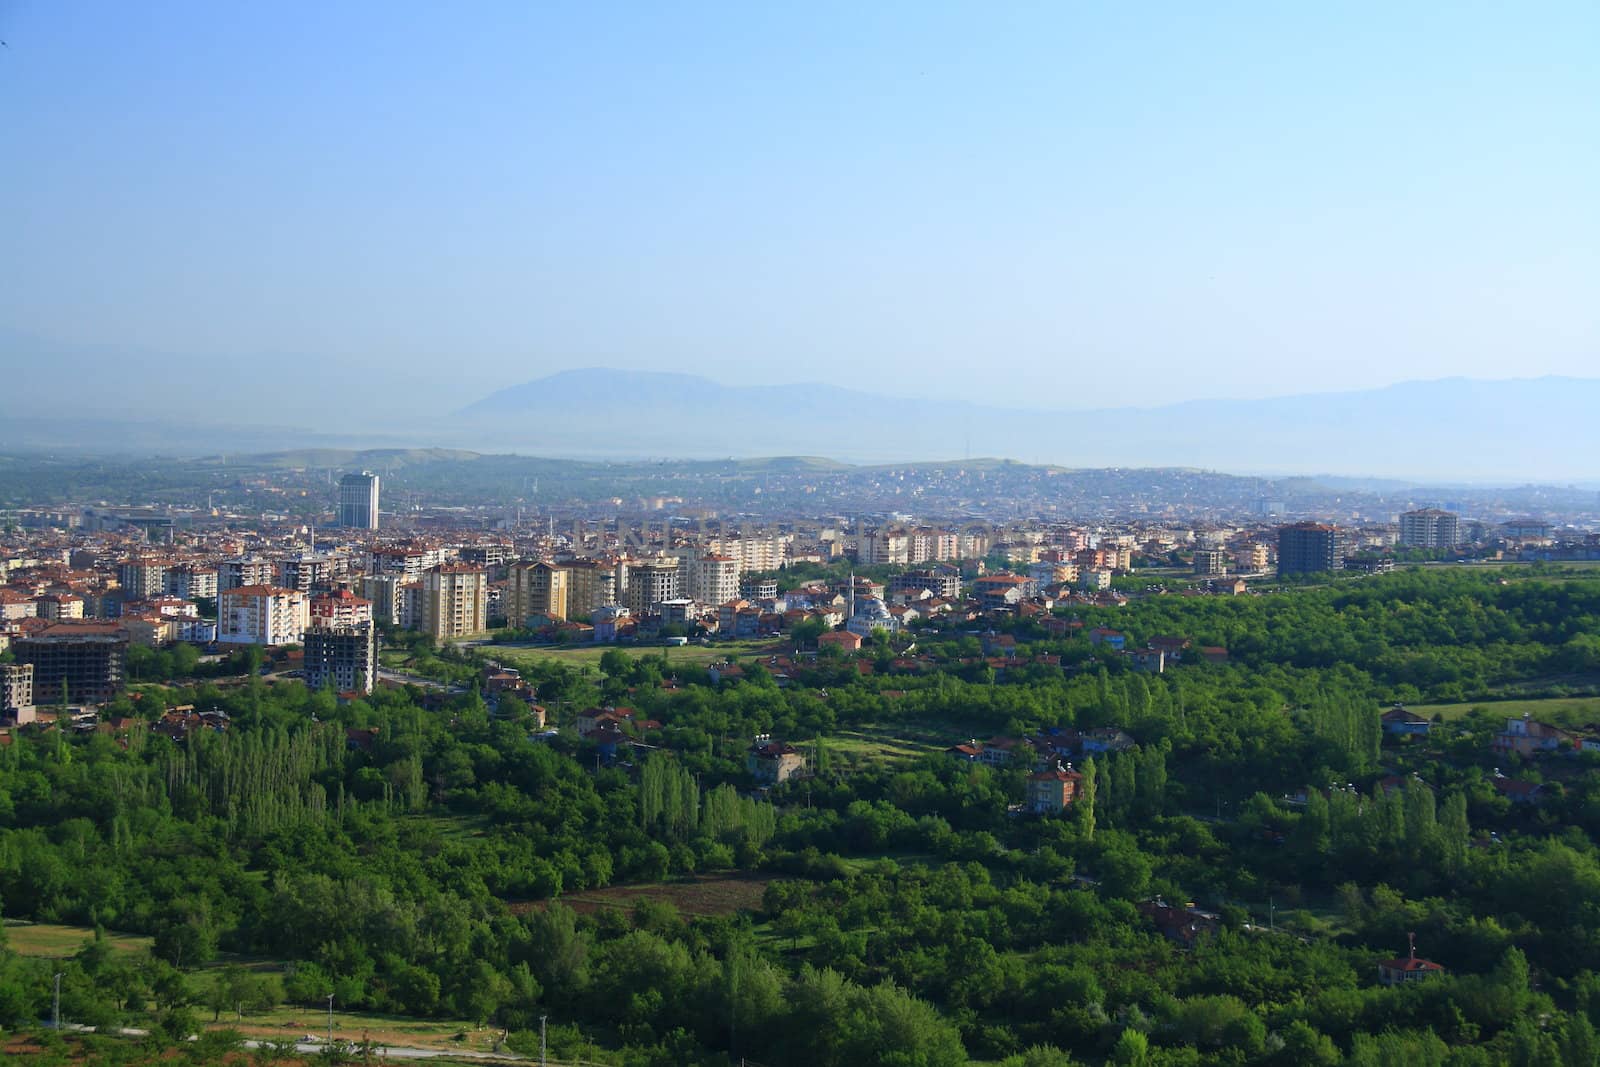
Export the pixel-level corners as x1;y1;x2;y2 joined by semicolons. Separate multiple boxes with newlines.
376;667;461;691
240;1038;525;1060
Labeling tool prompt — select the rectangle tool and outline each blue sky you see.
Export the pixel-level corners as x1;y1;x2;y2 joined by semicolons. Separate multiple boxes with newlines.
2;0;1596;410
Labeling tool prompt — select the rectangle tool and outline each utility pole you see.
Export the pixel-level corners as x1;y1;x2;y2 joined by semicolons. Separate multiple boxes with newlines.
52;972;63;1030
540;1015;547;1067
327;992;335;1045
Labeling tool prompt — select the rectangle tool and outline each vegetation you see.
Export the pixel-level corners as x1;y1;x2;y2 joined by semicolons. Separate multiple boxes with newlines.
2;568;1600;1064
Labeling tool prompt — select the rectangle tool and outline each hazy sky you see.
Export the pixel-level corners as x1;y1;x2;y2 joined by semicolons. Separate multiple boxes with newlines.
2;1;1596;409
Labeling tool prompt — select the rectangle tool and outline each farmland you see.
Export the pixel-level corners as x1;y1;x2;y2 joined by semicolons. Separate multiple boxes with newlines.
1409;695;1600;726
3;924;153;959
509;873;773;920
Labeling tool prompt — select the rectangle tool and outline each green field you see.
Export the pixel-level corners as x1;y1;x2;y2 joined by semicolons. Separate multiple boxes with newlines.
4;922;153;958
486;638;785;672
830;728;940;767
1410;695;1600;726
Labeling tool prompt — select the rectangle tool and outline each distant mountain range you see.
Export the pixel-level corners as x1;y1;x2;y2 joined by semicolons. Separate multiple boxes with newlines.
457;369;1595;482
3;321;1594;481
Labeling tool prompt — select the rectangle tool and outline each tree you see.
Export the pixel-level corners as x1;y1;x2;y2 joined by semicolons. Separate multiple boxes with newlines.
527;903;589;999
1110;1028;1149;1066
1561;1012;1599;1067
1078;758;1097;839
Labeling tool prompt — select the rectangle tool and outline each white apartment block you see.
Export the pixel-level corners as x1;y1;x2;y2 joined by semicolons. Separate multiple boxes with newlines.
858;531;910;566
218;556;275;592
368;548;434;582
1399;509;1461;549
707;535;788;574
219;585;310;645
275;553;343;593
688;555;740;607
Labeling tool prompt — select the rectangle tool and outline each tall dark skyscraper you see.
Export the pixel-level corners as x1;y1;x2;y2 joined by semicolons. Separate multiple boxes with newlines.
339;471;380;530
1277;522;1350;576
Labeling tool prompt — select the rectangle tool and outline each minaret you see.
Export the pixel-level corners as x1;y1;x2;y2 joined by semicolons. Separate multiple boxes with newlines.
848;571;856;620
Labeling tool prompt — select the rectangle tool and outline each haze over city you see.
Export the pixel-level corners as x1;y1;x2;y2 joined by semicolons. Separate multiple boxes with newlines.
2;0;1596;432
10;6;1600;1063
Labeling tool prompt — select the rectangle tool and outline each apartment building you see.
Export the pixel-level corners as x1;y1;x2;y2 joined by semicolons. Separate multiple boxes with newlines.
34;593;85;620
561;558;619;617
166;564;219;601
707;535;787;574
1193;548;1229;576
1277;523;1350;576
687;555;739;607
303;622;377;694
0;589;37;621
858;530;910;566
309;587;373;628
219;585;310;645
14;622;129;704
362;574;403;624
1399;509;1461;549
368;547;432;582
1;662;33;718
275;553;342;593
624;557;681;615
218;556;274;592
421;564;487;639
505;560;569;624
889;568;962;600
118;558;169;599
1234;543;1270;573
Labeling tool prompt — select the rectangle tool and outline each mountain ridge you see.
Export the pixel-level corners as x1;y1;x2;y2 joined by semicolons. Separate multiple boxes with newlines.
455;369;1596;481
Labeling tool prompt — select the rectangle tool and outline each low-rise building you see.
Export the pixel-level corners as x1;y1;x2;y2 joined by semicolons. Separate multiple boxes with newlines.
748;736;806;784
1026;763;1083;814
1381;705;1431;736
1378;937;1445;986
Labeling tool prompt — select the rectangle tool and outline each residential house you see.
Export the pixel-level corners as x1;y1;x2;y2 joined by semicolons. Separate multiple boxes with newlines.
1493;714;1573;756
1088;627;1126;650
1139;900;1220;948
1026;763;1083;814
1378;936;1445;986
1381;705;1432;736
747;736;806;784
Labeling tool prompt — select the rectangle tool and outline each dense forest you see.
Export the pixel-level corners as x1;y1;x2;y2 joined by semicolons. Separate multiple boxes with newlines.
3;567;1600;1064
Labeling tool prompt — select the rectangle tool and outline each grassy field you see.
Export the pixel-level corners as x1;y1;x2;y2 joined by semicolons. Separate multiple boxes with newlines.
509;873;773;920
4;922;153;958
1410;695;1600;726
487;638;786;672
829;728;938;767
